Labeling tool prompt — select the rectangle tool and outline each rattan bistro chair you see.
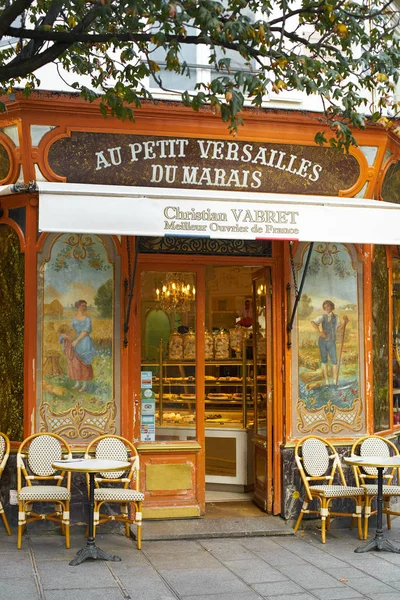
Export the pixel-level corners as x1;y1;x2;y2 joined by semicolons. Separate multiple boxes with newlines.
351;435;400;539
17;433;72;549
85;434;144;549
0;432;11;535
294;435;364;543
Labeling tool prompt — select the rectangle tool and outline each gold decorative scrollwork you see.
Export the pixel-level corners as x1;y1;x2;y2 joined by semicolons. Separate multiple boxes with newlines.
40;400;117;440
296;398;363;434
64;234;95;260
315;242;340;266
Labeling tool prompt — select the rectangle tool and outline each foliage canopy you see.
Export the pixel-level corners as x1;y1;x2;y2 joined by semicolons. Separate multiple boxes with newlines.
1;0;400;149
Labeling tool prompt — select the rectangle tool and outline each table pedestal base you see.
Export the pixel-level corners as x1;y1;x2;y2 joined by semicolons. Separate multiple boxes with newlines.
70;541;122;566
355;534;400;554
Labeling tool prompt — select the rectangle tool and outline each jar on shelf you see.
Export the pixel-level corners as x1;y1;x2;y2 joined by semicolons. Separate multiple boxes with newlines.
229;324;245;359
168;329;183;360
214;328;229;360
205;328;214;360
257;330;266;358
183;327;196;360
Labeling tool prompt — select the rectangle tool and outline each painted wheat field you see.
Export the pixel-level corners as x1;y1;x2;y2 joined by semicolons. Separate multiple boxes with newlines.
42;308;113;413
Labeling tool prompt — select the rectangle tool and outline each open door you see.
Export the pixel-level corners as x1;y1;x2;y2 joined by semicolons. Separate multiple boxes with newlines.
251;267;274;512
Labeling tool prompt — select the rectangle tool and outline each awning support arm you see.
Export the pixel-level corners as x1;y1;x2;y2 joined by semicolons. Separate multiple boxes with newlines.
287;242;314;349
123;238;139;348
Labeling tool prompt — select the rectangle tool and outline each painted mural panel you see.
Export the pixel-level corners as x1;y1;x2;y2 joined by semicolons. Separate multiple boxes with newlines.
293;242;364;435
38;233;119;442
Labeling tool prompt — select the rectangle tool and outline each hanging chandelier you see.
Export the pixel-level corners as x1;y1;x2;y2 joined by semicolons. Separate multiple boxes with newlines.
155;274;196;312
257;283;266;296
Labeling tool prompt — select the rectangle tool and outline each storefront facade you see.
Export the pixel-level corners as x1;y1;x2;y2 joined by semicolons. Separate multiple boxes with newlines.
1;91;400;521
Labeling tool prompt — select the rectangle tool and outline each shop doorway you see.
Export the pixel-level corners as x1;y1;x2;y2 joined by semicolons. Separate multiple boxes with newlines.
204;265;274;515
137;259;277;518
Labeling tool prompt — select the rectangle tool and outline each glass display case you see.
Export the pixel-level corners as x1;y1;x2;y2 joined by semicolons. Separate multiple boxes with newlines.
142;336;264;431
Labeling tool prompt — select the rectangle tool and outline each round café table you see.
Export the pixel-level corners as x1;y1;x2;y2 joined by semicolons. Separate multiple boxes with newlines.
344;455;400;554
52;458;130;566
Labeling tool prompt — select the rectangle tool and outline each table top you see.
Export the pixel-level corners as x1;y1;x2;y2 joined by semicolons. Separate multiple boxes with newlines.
52;458;130;473
344;456;400;469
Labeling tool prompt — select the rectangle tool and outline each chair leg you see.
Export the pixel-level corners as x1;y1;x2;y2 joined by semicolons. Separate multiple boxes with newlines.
384;498;391;530
136;502;142;550
17;502;24;549
64;503;70;549
356;501;363;540
326;514;331;531
320;500;328;544
364;497;372;540
293;500;308;533
0;501;11;536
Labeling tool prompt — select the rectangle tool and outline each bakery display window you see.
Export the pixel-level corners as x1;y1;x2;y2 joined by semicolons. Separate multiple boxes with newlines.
141;270;197;441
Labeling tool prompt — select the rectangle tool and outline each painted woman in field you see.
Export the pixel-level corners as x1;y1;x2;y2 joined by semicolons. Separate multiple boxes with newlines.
311;299;349;387
59;299;95;392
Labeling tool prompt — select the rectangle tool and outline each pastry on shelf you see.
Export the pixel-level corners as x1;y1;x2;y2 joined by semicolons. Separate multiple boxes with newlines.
182;415;195;423
180;393;196;400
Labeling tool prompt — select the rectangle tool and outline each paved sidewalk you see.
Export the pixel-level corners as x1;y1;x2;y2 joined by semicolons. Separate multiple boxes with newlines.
3;521;400;600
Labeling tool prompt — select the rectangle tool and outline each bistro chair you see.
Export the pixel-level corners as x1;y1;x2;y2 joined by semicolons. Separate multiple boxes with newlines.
294;435;364;543
351;435;400;539
85;434;144;549
16;433;72;549
0;432;12;535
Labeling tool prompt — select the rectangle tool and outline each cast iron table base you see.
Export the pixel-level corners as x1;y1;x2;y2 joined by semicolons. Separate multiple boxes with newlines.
70;472;122;566
355;466;400;554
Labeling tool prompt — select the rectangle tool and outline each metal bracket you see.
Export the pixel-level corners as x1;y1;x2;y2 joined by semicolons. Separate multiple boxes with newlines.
287;242;314;349
123;239;139;348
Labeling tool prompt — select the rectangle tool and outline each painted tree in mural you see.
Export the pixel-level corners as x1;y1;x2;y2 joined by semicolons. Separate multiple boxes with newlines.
1;1;400;150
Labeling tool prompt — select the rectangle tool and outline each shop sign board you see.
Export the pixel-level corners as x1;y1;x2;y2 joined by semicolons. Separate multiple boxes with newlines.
47;132;360;196
36;182;400;245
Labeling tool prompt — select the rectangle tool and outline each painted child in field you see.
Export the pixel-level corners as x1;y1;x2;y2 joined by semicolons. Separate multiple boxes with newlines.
311;300;349;386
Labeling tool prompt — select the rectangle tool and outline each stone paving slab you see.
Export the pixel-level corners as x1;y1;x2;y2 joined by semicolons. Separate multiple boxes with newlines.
3;521;400;599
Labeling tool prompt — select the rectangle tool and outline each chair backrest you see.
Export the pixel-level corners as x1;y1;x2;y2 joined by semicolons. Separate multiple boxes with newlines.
295;435;347;499
351;435;399;484
17;433;72;488
85;435;140;490
0;432;10;475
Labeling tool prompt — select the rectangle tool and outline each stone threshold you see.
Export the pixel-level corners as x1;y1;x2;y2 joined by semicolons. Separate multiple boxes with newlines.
131;515;293;541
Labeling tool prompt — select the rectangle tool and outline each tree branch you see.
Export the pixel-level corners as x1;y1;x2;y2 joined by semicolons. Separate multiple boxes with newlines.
0;0;35;38
1;5;102;81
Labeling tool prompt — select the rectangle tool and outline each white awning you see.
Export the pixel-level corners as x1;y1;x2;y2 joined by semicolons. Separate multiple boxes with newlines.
1;181;400;244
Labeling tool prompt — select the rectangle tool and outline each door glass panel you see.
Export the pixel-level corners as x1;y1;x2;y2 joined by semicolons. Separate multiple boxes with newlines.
204;265;259;482
252;271;271;437
141;271;196;441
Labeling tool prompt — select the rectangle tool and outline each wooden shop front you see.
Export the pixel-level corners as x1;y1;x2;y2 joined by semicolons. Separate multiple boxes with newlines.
1;93;400;522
